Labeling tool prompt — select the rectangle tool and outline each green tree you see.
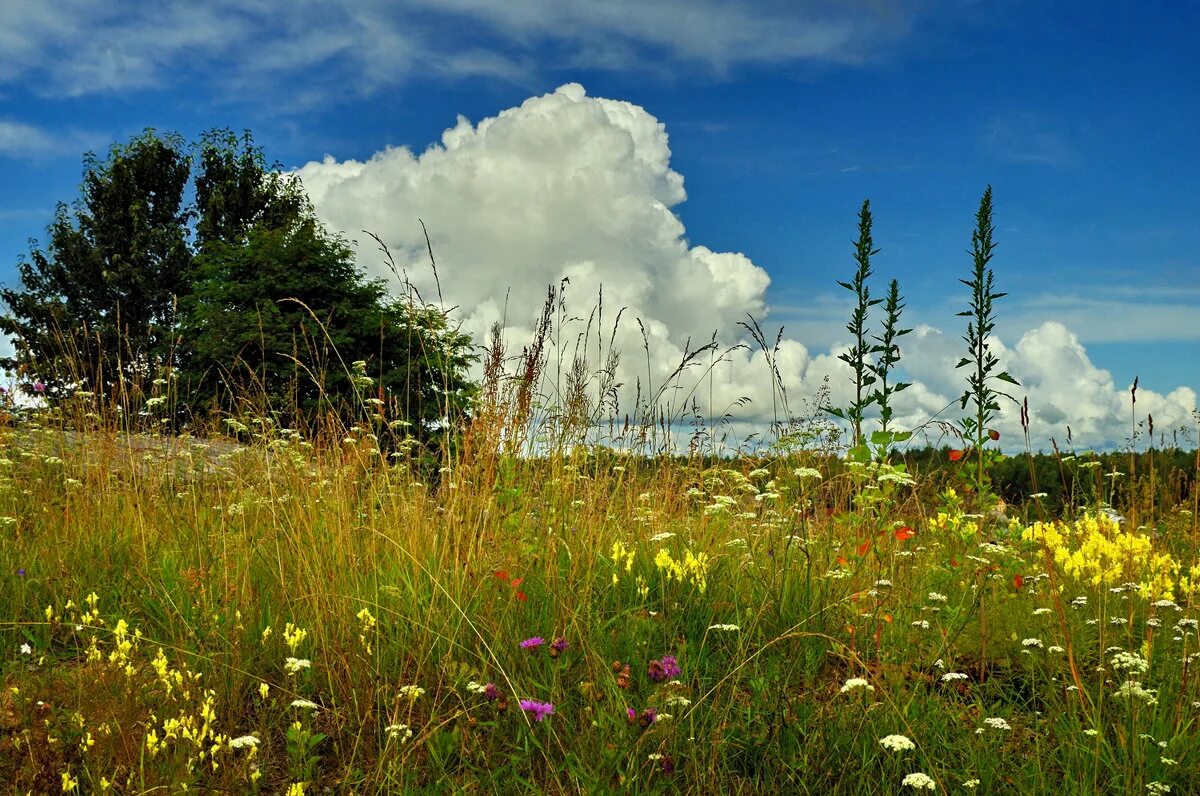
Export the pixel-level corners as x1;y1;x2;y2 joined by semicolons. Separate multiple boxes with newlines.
0;131;192;397
180;217;476;438
3;127;478;438
180;131;477;434
193;128;308;250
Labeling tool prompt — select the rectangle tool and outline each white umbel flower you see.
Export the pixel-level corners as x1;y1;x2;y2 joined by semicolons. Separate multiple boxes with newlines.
880;734;916;752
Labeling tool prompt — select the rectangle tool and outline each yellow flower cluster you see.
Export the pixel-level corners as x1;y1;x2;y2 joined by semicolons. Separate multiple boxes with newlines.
654;547;709;593
1021;512;1178;599
928;511;968;538
356;607;377;654
610;540;636;585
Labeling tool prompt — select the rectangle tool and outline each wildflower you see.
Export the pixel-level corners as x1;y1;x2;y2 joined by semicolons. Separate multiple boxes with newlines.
1114;680;1158;705
61;771;78;792
1022;638;1044;649
793;467;822;480
286;784;305;796
902;772;937;790
1110;651;1150;675
927;592;948;603
1083;729;1099;736
648;655;682;682
483;683;501;702
880;734;916;751
941;672;969;682
627;707;658;727
1032;607;1052;615
386;723;413;742
398;685;425;701
19;643;32;655
982;717;1011;731
963;780;981;789
284;657;311;674
1147;784;1171;795
708;623;740;632
229;735;260;749
283;622;308;653
259;682;270;699
290;698;320;710
519;699;555;722
550;637;569;655
520;636;546;649
912;620;931;630
33;381;45;393
841;677;874;694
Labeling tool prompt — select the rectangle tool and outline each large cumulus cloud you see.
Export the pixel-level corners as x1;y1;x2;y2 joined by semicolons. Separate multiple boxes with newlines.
295;84;1196;451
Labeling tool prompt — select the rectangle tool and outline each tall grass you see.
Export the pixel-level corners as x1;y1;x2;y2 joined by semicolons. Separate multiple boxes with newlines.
2;218;1199;794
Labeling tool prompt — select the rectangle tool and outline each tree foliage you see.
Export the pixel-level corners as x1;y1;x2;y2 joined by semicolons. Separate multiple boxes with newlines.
0;131;192;397
2;128;478;438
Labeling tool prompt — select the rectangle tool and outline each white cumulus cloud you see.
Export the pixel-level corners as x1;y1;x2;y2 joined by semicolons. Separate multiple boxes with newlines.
295;84;1196;451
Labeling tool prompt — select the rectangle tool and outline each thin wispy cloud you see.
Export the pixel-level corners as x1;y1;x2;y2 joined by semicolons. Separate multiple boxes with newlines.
0;119;105;160
0;0;935;102
982;113;1079;167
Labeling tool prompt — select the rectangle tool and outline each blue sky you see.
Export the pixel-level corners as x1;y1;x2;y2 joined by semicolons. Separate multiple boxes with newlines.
0;1;1196;448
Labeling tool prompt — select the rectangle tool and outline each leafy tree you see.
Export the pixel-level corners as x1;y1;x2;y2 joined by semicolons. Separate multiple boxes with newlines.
180;217;476;438
180;132;477;435
3;127;478;438
193;128;307;250
0;131;192;397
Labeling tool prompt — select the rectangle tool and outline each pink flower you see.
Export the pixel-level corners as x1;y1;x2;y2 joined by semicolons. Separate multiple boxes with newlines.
519;636;545;649
519;699;555;721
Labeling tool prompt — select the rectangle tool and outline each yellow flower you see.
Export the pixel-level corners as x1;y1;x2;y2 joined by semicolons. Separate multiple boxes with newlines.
61;771;79;792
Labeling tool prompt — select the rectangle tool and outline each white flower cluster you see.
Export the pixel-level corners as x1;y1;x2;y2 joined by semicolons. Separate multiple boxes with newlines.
879;734;916;752
901;772;936;790
840;677;874;694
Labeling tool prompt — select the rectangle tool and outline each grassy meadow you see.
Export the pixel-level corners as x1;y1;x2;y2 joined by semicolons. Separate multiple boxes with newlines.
0;383;1198;795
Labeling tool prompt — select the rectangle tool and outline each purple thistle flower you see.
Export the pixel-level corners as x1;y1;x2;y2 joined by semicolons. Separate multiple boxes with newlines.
32;381;45;393
519;636;545;649
649;654;682;682
519;699;555;721
626;707;636;722
550;637;569;653
483;682;500;702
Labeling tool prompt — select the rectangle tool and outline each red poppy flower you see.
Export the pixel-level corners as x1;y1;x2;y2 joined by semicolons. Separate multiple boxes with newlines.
893;526;915;541
856;540;871;557
948;449;964;462
1013;574;1024;591
510;578;523;588
515;590;528;603
494;570;509;581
